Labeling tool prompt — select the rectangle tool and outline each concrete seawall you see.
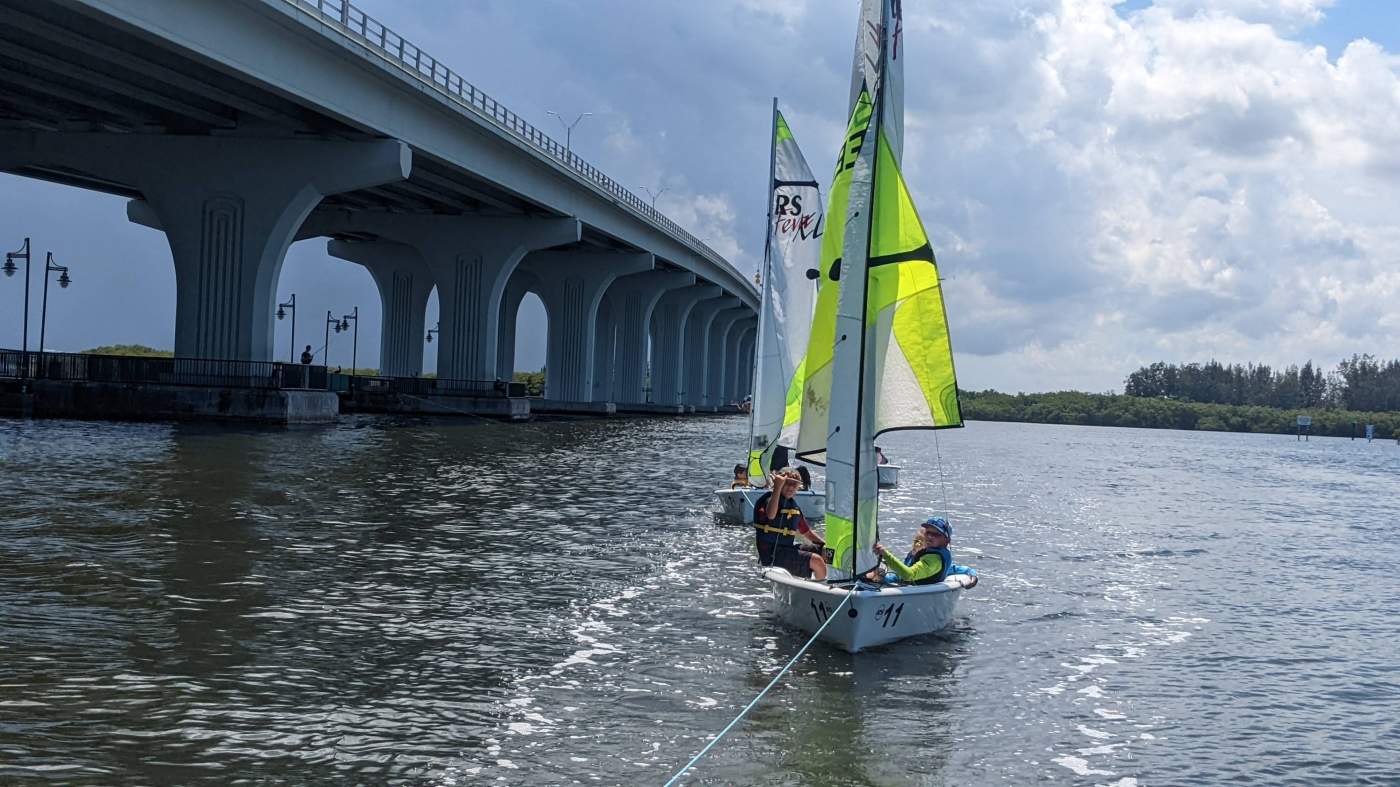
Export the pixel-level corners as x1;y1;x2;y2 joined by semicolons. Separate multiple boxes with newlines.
0;380;339;424
339;390;530;420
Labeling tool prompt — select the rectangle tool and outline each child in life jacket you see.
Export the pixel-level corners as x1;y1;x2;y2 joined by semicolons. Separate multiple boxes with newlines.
873;517;978;587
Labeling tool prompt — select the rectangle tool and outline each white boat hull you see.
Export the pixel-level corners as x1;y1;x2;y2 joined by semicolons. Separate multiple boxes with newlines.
877;464;900;489
764;569;970;653
714;487;825;523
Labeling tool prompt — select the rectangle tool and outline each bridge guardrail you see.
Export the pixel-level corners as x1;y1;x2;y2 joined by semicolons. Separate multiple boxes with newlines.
0;349;329;390
286;0;743;286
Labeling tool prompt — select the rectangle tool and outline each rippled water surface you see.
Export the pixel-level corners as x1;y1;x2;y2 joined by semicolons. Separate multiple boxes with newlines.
2;416;1398;785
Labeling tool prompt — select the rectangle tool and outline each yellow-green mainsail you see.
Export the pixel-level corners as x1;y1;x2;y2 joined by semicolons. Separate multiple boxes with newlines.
795;90;962;472
801;86;964;573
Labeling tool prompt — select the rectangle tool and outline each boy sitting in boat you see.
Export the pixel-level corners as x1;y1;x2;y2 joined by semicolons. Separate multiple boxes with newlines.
730;464;751;489
873;517;978;587
754;468;826;579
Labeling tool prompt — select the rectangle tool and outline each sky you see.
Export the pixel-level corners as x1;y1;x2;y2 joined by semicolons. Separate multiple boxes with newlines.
2;0;1398;392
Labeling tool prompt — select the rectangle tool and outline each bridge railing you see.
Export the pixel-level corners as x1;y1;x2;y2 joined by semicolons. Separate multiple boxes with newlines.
287;0;737;277
0;349;330;390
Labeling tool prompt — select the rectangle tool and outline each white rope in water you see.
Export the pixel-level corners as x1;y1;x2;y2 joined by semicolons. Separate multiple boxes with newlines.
662;587;855;786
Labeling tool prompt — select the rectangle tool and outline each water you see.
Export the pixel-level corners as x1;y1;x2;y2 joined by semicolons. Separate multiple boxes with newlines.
2;416;1398;785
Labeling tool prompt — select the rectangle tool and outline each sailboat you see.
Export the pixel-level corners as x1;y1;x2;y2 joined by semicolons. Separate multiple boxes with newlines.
764;0;974;652
714;100;827;524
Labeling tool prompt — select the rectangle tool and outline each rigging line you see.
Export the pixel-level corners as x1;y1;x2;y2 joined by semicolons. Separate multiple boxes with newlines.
661;586;855;787
932;422;951;523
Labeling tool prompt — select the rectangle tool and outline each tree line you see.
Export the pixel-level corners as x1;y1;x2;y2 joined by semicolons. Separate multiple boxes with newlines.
960;389;1398;439
1123;356;1400;413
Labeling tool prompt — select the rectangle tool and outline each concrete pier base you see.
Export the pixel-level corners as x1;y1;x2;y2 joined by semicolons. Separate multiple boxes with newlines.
615;402;687;415
532;399;616;416
0;379;338;423
339;390;529;420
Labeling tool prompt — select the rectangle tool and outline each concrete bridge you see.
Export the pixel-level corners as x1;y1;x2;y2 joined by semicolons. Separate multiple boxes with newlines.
0;0;758;410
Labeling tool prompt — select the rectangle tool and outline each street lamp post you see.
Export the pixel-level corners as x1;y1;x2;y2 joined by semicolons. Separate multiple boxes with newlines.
341;307;359;387
324;309;342;367
38;252;71;358
3;238;31;359
277;293;297;363
546;110;592;156
641;186;668;211
425;322;439;343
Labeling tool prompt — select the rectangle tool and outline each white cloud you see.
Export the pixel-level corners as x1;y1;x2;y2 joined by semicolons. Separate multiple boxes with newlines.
1147;0;1336;30
914;0;1400;389
5;0;1397;392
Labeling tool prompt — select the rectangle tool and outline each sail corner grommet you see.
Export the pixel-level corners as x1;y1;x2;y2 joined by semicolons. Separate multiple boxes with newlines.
848;607;858;618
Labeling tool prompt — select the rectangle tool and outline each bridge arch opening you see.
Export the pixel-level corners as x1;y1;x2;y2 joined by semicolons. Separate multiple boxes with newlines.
513;292;547;395
0;174;175;355
495;266;547;394
275;239;380;372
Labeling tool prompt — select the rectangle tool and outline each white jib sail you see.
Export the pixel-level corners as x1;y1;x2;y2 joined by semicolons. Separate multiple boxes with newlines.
748;103;823;479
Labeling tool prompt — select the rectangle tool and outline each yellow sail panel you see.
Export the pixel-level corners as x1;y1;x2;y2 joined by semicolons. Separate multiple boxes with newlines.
866;131;963;430
794;90;874;461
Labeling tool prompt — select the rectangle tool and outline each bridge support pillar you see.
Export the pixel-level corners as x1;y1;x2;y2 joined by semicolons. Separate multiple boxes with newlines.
519;251;652;401
708;308;752;407
0;132;411;361
310;214;580;383
604;270;696;404
726;320;757;402
735;325;758;399
327;240;434;377
649;285;719;406
594;296;619;403
682;296;739;409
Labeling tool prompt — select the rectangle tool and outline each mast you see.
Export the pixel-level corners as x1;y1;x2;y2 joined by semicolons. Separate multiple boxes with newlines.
746;97;780;478
849;1;889;578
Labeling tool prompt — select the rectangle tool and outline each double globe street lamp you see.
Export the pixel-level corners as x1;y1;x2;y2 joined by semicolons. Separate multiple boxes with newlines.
340;306;359;385
276;293;297;363
323;307;359;383
324;310;344;367
5;237;73;366
38;252;72;358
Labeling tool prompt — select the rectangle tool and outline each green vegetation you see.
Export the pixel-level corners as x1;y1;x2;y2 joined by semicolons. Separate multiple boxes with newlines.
513;369;545;397
961;389;1398;439
82;344;173;358
1125;355;1400;412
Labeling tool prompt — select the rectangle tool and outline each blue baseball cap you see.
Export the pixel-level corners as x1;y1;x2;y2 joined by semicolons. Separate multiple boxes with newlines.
921;517;953;539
